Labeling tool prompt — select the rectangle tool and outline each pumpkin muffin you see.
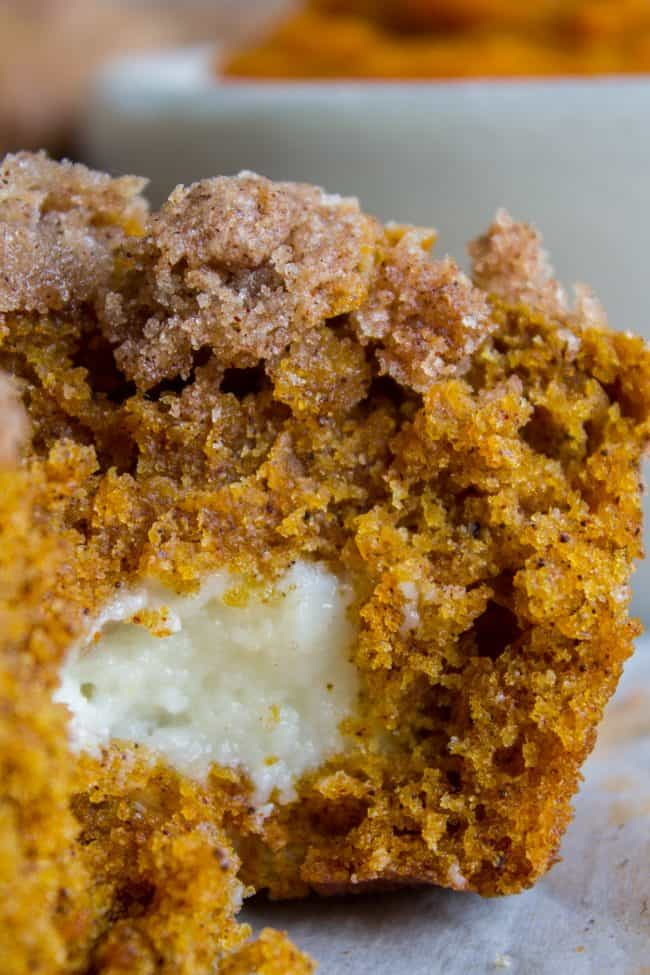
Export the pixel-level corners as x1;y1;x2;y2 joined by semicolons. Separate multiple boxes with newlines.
312;0;650;34
223;0;650;79
1;151;649;971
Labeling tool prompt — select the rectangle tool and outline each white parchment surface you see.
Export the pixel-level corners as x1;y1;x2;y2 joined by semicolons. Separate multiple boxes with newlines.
243;639;650;974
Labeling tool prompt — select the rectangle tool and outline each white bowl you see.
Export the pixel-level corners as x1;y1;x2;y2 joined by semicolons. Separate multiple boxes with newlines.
81;47;650;621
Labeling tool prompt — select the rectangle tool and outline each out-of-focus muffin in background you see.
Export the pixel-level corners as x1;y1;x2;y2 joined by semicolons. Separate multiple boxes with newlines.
0;0;287;157
223;0;650;79
310;0;632;32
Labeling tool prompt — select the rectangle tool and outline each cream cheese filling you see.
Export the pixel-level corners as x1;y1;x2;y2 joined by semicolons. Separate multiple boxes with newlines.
55;560;359;806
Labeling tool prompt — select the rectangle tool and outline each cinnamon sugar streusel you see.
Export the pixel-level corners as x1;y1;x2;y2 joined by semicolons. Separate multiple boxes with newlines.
1;151;649;973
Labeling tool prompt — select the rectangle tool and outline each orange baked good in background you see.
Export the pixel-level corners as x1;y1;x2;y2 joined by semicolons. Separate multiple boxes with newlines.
224;0;650;79
312;0;565;31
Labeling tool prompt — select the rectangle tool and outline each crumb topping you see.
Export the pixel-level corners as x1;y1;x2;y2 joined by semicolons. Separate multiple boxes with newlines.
468;208;568;317
352;227;493;391
0;152;147;314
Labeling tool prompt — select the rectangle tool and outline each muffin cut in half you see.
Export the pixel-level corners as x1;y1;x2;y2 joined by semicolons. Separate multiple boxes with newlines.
1;151;649;973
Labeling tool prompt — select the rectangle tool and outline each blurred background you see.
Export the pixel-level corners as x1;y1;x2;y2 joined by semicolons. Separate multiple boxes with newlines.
1;0;649;622
0;0;286;156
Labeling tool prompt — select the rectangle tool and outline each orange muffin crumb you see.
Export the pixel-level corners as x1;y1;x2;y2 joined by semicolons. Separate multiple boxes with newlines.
224;0;650;79
1;151;649;972
218;929;314;975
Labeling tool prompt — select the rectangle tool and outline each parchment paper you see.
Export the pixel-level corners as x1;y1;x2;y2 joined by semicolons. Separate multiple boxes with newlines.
243;639;650;974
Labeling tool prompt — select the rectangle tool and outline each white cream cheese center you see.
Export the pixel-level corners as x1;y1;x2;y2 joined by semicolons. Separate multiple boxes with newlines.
55;561;359;805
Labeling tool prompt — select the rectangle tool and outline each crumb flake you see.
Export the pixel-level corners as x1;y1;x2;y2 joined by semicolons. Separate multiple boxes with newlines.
0;151;147;315
469;208;567;317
